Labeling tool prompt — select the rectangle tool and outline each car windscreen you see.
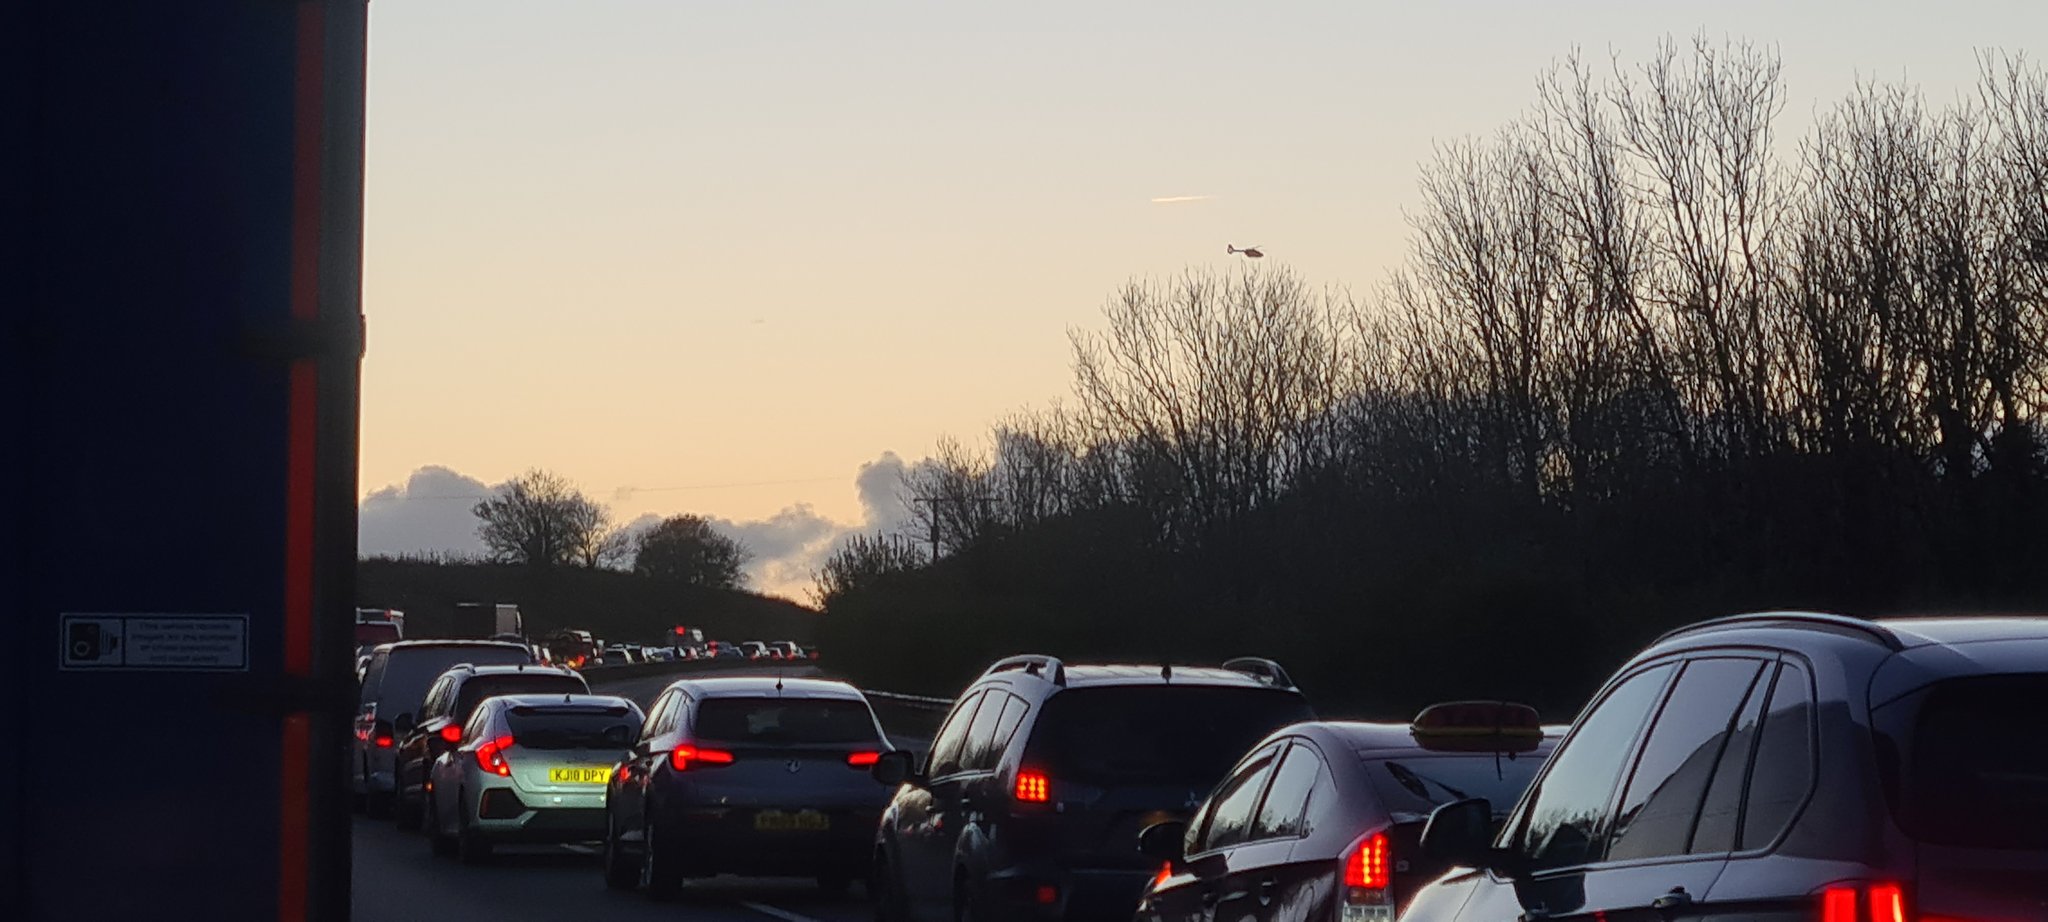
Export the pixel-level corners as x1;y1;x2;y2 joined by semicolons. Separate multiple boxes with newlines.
1362;751;1550;818
1023;686;1315;786
506;705;639;750
454;673;588;722
1879;673;2048;850
693;697;880;745
373;646;532;718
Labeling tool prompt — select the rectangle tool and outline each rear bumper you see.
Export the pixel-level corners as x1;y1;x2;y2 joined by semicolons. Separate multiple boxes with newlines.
652;803;881;875
470;805;609;843
985;865;1152;922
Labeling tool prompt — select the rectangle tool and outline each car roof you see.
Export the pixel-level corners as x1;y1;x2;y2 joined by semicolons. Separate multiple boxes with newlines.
1312;720;1566;756
1650;611;2048;655
1042;665;1290;690
451;663;578;679
485;693;637;710
1878;616;2048;647
372;639;528;654
663;676;866;700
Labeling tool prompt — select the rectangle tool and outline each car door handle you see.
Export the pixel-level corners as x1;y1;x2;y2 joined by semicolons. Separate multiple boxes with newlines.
1651;887;1693;911
1256;877;1277;906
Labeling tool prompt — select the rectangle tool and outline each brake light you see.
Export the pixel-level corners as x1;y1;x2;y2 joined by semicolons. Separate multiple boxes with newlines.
1821;883;1916;922
1152;863;1172;889
1034;885;1058;905
372;723;394;748
1345;832;1389;889
669;744;735;771
846;751;882;768
475;735;513;777
1014;770;1050;803
439;725;462;744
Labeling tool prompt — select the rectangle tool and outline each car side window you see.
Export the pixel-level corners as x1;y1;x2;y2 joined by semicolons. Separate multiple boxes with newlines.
959;691;1016;773
1739;662;1815;851
462;704;494;744
1689;660;1772;853
1192;744;1282;854
1512;663;1674;872
990;695;1030;758
643;691;674;741
360;654;388;704
928;690;986;778
666;694;691;736
1606;658;1766;862
1250;742;1324;840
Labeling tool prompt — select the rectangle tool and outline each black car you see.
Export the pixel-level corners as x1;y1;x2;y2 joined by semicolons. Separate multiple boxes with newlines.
391;662;589;830
1405;612;2048;922
869;655;1315;922
1133;703;1561;922
602;676;897;898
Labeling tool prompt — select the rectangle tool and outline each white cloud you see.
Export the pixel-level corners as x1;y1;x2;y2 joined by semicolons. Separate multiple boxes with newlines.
358;465;491;559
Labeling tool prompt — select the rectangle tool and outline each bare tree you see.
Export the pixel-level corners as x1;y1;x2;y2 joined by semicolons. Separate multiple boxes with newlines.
472;469;608;568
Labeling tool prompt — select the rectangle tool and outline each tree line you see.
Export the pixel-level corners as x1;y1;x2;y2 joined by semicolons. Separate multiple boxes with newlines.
469;469;754;591
815;42;2048;715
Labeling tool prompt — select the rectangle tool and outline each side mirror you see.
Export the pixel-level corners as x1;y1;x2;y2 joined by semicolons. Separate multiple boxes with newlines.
1137;819;1188;862
392;714;416;736
870;750;919;788
1421;797;1498;871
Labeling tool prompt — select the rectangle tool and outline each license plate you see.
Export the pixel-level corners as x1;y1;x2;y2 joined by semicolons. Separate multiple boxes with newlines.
547;767;611;784
753;809;830;832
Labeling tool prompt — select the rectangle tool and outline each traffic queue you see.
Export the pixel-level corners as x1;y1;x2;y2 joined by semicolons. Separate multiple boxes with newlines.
350;611;2048;922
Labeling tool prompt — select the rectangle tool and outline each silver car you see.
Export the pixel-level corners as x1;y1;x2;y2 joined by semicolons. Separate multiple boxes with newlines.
426;693;644;863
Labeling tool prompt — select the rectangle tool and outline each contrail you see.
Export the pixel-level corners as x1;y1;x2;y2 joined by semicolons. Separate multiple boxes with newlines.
1150;195;1213;204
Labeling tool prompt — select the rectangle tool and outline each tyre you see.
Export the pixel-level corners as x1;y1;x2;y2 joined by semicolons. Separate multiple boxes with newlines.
426;790;456;858
873;854;912;922
457;794;492;865
640;818;682;900
602;812;638;891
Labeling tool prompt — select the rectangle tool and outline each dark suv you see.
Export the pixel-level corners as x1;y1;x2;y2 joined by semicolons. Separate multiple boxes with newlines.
1406;612;2048;922
391;662;589;830
869;655;1314;922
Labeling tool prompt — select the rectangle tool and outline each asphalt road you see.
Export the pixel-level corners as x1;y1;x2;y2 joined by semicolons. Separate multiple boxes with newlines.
349;663;943;922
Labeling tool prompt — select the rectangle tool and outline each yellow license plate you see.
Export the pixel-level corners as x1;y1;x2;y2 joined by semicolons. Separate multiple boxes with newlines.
547;767;611;784
753;810;830;832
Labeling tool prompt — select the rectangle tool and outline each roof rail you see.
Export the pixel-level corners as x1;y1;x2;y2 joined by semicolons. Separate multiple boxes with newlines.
1221;657;1295;690
1653;611;1902;651
982;654;1067;687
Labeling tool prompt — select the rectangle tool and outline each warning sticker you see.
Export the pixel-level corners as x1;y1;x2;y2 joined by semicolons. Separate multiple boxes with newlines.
60;613;249;672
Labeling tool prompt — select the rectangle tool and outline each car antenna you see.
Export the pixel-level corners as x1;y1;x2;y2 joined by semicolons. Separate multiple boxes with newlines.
1161;661;1172;681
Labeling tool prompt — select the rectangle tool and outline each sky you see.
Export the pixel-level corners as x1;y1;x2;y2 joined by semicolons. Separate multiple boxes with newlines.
358;0;2044;598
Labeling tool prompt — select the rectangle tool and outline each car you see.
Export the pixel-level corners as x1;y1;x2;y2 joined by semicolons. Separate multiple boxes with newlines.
1402;612;2048;922
425;693;644;863
350;639;534;816
738;640;772;660
1132;703;1562;922
768;641;805;660
868;655;1315;922
601;676;897;898
391;662;591;831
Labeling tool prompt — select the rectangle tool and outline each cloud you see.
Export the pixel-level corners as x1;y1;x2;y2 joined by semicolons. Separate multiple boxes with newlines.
358;466;492;559
356;453;924;601
1150;195;1213;204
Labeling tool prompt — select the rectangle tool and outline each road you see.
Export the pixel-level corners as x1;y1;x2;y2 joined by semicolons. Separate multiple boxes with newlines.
350;663;942;921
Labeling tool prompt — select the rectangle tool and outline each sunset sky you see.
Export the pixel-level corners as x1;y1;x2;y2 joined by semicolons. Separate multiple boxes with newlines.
357;0;2043;596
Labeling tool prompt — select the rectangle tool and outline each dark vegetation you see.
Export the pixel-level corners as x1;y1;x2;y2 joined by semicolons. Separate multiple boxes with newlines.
358;557;816;645
817;42;2048;720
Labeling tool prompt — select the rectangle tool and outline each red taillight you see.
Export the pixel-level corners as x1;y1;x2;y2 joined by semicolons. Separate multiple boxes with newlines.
475;735;513;776
846;751;882;768
1034;885;1058;905
373;731;394;749
1151;863;1172;889
1014;770;1050;803
1344;832;1390;890
438;725;462;744
670;744;736;771
617;764;631;783
1821;882;1915;922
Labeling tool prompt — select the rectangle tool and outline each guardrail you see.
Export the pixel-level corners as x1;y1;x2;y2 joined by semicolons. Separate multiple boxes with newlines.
863;689;954;711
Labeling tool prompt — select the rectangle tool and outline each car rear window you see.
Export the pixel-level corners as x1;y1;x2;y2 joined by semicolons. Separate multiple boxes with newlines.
506;705;639;750
455;673;588;721
694;697;880;745
1881;673;2048;850
1363;752;1549;817
355;622;401;646
1023;686;1315;786
371;645;532;717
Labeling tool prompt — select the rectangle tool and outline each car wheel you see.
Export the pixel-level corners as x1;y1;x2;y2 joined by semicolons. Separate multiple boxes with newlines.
602;811;638;890
639;817;682;900
426;789;456;858
873;854;912;922
456;792;492;865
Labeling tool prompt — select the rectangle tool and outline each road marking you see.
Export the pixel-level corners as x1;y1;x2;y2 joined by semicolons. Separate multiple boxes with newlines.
739;900;826;922
560;844;599;856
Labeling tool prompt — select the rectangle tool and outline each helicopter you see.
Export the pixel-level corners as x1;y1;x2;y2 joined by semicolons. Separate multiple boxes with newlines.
1226;244;1264;258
